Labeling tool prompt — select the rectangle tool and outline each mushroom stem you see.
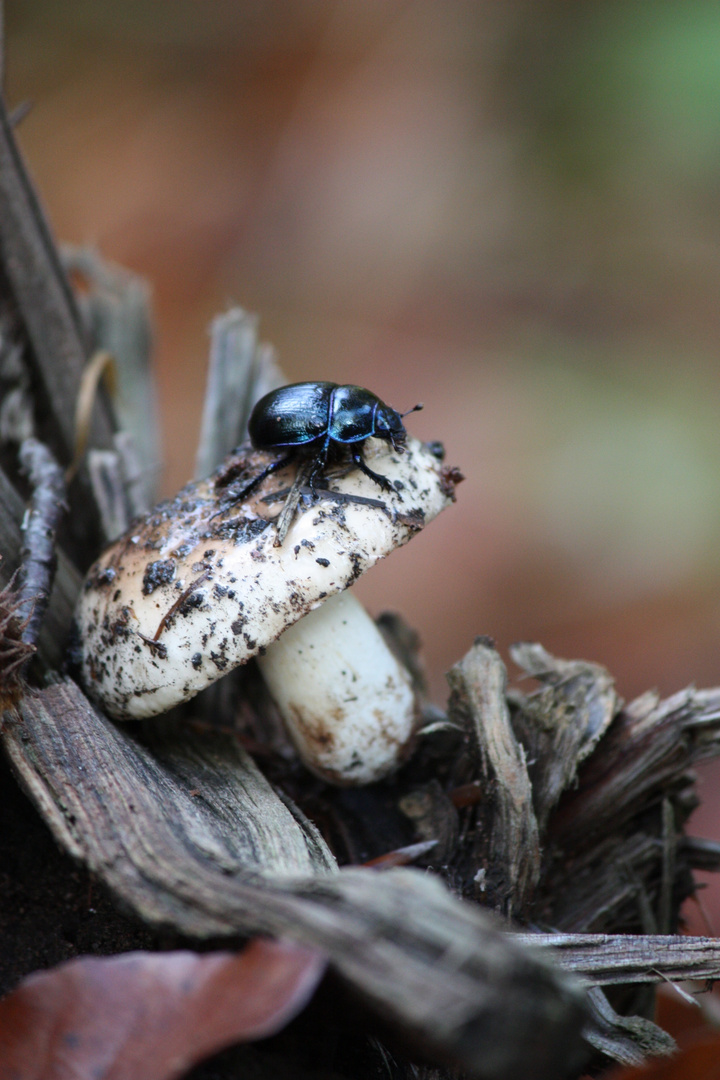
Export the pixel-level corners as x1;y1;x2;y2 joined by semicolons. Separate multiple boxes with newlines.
257;591;415;785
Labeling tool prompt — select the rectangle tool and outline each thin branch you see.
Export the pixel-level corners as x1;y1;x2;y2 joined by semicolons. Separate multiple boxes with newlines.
16;437;66;647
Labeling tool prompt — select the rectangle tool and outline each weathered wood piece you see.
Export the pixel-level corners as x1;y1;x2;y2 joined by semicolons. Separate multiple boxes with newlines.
62;245;159;504
446;638;540;917
680;835;720;872
508;642;619;830
2;679;591;1080
194;309;283;482
584;987;675;1067
526;680;720;934
0;278;33;445
523;931;720;985
551;685;720;846
0;581;34;707
0;96;114;464
0;463;79;670
15;437;65;646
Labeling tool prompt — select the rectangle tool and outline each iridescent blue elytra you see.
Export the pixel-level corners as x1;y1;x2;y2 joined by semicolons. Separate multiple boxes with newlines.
239;381;422;498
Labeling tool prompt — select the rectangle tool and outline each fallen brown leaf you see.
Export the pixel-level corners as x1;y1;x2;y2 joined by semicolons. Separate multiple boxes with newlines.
0;937;325;1080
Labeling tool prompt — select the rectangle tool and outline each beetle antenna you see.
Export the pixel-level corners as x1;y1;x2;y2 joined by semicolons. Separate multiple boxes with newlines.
400;403;423;418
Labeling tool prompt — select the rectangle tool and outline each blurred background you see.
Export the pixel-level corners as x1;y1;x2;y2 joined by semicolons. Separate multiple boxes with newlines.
5;1;720;926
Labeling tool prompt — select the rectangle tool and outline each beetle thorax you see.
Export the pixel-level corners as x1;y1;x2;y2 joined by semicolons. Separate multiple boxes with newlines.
328;385;378;444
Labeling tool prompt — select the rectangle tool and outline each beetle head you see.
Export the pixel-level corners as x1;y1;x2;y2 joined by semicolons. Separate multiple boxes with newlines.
375;402;423;452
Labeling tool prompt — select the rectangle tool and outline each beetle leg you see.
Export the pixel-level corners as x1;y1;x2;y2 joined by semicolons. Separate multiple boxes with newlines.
211;453;294;518
306;440;330;498
274;457;317;545
351;448;395;493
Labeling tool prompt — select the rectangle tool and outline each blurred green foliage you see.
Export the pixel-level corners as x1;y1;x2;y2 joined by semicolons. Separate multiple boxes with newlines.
513;0;720;192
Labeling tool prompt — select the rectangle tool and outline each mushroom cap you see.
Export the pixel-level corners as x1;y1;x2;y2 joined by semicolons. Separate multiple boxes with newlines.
75;436;458;720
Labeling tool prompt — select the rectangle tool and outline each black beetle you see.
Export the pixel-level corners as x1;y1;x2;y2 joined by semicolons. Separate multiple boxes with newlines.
231;381;422;502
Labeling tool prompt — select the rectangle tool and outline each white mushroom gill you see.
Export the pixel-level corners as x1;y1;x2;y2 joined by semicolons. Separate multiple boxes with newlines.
75;435;460;783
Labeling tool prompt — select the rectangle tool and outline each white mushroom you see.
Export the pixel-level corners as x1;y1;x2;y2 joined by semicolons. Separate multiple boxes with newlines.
75;435;459;784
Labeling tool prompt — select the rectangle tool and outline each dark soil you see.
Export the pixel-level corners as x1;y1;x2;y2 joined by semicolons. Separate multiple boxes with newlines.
0;749;156;997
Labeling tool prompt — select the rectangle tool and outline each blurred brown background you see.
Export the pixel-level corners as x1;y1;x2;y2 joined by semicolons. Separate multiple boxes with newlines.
6;1;720;928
